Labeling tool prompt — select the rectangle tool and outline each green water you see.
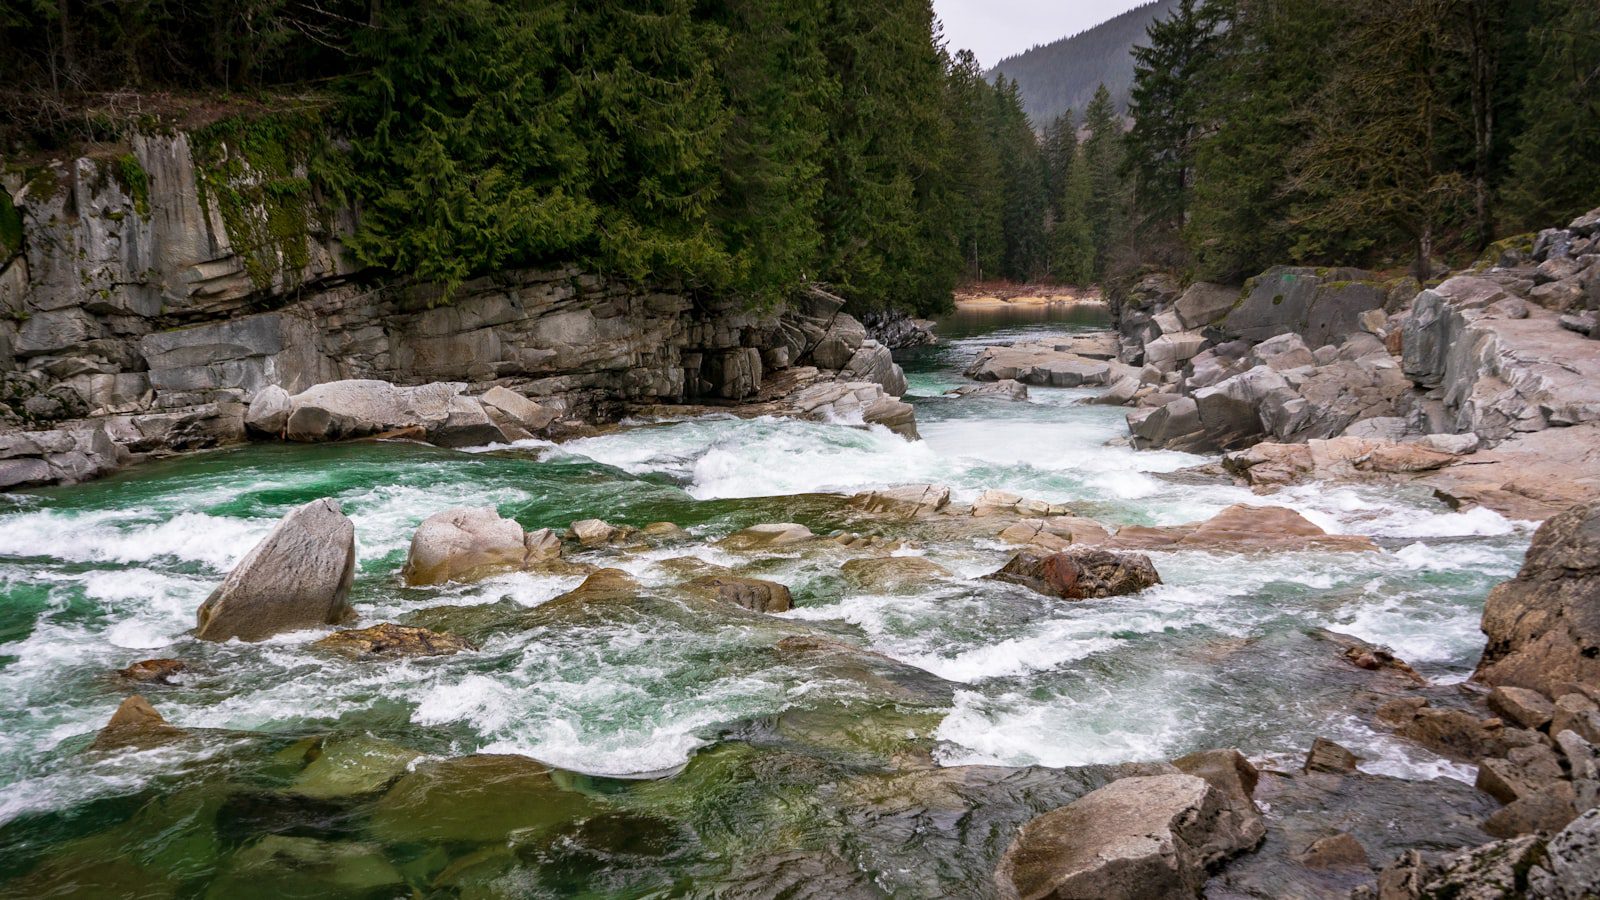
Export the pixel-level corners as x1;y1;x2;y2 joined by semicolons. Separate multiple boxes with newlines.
0;307;1530;897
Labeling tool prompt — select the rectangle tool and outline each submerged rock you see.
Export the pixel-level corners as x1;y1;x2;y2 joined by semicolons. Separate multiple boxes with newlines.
288;735;422;800
195;498;357;642
206;835;407;898
947;380;1030;401
987;548;1161;600
1476;500;1600;698
91;695;184;751
995;773;1259;900
368;754;593;844
683;575;793;613
313;623;474;659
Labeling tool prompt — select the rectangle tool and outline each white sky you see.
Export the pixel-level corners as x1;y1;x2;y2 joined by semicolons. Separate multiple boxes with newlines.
933;0;1154;68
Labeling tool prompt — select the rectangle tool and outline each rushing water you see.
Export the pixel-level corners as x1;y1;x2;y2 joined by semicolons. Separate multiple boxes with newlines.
0;304;1531;896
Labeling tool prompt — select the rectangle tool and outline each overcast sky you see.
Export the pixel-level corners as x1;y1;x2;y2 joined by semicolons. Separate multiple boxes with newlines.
933;0;1153;68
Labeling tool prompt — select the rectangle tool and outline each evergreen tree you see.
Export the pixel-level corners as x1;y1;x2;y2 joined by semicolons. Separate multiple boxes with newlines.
992;76;1049;280
943;49;1005;281
1125;0;1226;236
1081;84;1129;276
1289;0;1472;276
1503;0;1600;228
1052;143;1097;285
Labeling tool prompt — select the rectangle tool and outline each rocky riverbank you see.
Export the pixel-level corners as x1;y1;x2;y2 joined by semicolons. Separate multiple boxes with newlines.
0;134;921;490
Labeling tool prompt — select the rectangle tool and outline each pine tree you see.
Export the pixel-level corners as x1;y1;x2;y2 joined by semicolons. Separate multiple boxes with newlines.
1125;0;1226;236
1288;0;1472;277
1503;0;1600;228
1052;142;1097;285
993;75;1049;280
943;49;1005;281
1080;84;1129;277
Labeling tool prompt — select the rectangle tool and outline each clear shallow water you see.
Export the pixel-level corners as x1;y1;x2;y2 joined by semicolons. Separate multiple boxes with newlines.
0;305;1530;895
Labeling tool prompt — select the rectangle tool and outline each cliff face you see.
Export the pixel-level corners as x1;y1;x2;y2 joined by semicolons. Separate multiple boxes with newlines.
0;131;909;489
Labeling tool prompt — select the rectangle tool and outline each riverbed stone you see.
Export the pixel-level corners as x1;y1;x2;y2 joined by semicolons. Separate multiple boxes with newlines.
839;556;952;593
719;522;814;550
1305;738;1360;774
849;484;951;519
313;623;474;659
288;735;423;800
947;379;1029;401
568;518;622;546
683;575;792;613
117;658;189;685
195;498;357;642
1476;500;1600;698
402;506;533;585
368;754;593;844
987;548;1161;600
995;773;1258;900
243;385;291;436
1106;504;1377;553
205;835;407;899
91;695;184;751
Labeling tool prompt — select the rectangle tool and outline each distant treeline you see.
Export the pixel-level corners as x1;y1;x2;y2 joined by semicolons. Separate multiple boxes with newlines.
1;0;1062;314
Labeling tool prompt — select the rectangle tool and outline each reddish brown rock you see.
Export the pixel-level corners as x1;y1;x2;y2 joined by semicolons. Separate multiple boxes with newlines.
987;548;1161;600
313;623;474;659
90;695;184;751
117;658;188;685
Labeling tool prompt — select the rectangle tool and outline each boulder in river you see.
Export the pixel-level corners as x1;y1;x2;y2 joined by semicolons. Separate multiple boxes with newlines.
402;506;549;585
195;498;357;642
313;623;474;659
995;773;1259;900
947;380;1030;402
1476;500;1600;698
719;522;814;550
568;518;624;547
840;556;952;593
1106;504;1378;553
91;695;184;751
987;548;1161;600
683;575;793;613
849;484;951;519
117;658;188;685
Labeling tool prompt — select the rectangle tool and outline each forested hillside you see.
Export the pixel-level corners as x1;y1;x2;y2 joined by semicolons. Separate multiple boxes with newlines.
988;0;1178;126
1;0;1048;315
1118;0;1600;282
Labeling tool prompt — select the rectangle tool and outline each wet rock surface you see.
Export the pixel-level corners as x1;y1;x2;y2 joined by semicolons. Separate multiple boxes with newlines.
986;548;1162;600
194;498;357;642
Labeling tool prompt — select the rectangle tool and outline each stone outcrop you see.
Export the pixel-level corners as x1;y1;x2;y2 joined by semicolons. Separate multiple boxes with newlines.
401;507;559;585
860;309;938;349
987;548;1161;600
995;772;1261;900
947;379;1029;401
965;335;1132;388
1218;267;1390;347
848;484;952;519
719;522;814;550
2;138;919;488
839;556;952;593
1476;500;1600;698
194;498;357;641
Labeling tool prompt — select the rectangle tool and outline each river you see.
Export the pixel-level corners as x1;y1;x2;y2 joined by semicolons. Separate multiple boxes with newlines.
0;304;1532;896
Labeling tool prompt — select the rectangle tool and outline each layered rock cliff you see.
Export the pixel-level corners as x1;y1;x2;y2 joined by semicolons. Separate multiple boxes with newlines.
0;131;915;489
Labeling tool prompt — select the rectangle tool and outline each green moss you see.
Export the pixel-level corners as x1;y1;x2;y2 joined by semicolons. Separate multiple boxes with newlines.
26;168;60;204
0;188;22;258
189;112;333;295
115;154;151;219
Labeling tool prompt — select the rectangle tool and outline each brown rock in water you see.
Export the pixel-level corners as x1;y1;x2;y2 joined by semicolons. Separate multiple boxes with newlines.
1552;693;1600;744
567;518;623;547
1296;832;1370;869
91;695;184;751
1376;697;1544;762
683;575;793;613
117;658;188;685
543;569;639;608
1305;737;1360;774
1476;744;1565;804
848;484;951;520
1483;782;1579;838
401;506;557;586
1487;685;1556;730
839;556;952;593
995;774;1259;900
987;548;1161;600
718;522;814;550
1170;748;1267;850
195;498;357;642
1476;501;1600;698
313;623;474;659
1105;504;1377;552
